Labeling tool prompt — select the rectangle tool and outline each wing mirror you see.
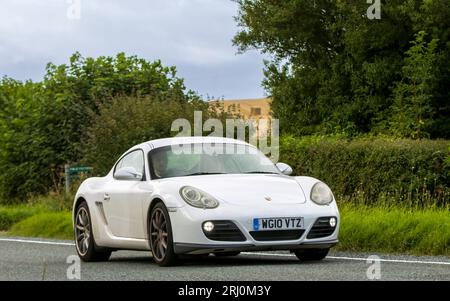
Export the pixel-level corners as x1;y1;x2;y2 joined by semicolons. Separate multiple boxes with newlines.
114;166;143;181
276;162;293;176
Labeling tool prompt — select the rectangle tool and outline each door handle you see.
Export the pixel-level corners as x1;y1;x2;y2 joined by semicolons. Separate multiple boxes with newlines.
103;193;110;201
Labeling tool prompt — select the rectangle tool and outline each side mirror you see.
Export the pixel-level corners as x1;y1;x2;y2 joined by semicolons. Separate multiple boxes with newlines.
276;162;293;176
114;166;143;181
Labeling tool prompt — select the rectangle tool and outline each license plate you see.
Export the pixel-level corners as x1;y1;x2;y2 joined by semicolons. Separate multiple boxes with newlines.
253;217;303;231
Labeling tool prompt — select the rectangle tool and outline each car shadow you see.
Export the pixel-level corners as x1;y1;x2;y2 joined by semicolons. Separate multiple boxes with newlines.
107;253;327;267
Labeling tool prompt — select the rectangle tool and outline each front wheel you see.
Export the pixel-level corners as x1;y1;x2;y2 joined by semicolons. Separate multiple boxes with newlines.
149;202;178;266
294;248;329;261
74;202;111;262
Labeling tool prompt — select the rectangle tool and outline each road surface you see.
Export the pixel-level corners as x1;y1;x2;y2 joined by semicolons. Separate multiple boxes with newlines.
0;237;448;281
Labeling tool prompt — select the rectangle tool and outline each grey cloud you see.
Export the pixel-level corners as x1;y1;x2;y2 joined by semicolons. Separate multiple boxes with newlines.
0;0;266;99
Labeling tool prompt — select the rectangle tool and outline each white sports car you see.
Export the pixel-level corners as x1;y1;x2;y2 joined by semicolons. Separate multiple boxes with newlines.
73;137;339;266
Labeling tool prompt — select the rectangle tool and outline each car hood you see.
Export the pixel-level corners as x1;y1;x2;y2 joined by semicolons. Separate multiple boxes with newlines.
164;174;307;205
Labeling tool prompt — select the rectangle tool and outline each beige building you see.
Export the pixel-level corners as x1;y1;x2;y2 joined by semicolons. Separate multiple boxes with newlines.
209;98;273;137
210;97;272;120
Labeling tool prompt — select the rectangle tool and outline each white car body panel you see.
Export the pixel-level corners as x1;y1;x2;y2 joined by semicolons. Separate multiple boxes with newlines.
73;136;340;254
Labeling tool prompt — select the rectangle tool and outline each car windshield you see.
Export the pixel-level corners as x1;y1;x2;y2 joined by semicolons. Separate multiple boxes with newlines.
149;143;279;179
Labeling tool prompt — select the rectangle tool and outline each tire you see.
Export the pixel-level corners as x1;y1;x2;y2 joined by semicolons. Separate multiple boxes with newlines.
148;202;178;266
214;251;241;257
294;248;329;261
74;201;112;262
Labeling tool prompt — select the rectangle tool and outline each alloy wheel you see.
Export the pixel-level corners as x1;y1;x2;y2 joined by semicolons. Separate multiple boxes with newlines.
75;207;91;256
150;208;169;261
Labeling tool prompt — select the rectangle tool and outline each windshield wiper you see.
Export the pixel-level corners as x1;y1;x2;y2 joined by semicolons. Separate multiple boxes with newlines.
183;172;226;177
182;171;279;177
242;171;280;174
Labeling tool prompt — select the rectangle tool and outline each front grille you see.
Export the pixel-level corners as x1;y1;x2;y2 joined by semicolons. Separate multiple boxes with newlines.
307;217;337;239
249;230;305;241
202;221;246;242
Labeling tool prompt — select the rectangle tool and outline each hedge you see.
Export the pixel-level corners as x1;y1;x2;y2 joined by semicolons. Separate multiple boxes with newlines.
279;136;450;207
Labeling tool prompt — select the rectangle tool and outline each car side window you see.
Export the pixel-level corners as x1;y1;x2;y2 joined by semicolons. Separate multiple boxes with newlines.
114;150;145;178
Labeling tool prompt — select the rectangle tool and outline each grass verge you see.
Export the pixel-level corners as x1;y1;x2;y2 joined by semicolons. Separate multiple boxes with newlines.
0;193;73;239
337;204;450;256
0;205;45;231
8;212;73;240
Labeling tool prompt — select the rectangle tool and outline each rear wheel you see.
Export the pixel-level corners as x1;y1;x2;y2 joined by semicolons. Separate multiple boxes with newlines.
294;248;329;261
74;202;112;262
149;202;178;266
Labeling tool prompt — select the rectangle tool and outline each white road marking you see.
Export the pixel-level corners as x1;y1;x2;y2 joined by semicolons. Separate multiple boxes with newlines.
0;237;74;246
326;255;450;266
241;252;450;266
1;238;449;266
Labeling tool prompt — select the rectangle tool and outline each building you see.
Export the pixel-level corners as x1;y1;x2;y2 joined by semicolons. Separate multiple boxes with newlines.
209;97;272;120
209;97;273;137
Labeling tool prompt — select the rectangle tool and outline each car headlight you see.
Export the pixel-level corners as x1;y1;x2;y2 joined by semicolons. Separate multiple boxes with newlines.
180;186;219;209
310;182;334;205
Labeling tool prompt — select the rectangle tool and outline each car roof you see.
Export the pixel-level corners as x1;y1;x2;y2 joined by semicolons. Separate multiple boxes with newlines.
132;136;251;151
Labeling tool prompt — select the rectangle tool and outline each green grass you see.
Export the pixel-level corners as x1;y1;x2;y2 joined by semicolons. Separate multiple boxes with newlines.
337;204;450;256
0;193;73;239
8;212;73;240
0;205;44;230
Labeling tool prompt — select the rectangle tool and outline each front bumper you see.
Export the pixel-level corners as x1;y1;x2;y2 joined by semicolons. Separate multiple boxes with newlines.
169;201;340;254
174;239;338;255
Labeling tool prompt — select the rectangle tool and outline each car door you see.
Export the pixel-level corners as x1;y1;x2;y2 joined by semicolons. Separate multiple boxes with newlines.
102;149;148;239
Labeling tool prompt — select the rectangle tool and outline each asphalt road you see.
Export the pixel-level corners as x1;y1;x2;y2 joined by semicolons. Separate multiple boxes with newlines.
0;237;449;281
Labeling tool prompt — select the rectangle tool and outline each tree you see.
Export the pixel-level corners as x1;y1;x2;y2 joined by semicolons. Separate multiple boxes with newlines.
0;53;202;202
0;79;50;200
234;0;450;138
81;95;209;175
389;31;440;139
42;52;194;161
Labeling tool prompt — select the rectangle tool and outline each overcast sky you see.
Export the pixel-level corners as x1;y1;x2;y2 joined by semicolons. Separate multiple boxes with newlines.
0;0;267;99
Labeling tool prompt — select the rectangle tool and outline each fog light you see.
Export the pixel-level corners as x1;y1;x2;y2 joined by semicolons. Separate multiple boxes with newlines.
203;221;214;232
329;217;337;227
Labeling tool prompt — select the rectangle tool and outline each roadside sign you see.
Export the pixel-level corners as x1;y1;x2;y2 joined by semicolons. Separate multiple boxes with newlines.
65;165;93;193
68;166;93;175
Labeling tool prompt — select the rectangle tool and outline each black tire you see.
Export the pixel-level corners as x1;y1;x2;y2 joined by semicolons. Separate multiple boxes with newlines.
148;202;178;266
294;248;329;261
74;201;112;262
214;251;241;257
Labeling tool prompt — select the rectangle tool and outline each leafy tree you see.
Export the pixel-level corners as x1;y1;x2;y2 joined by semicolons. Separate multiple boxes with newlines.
81;95;209;175
234;0;450;138
447;146;450;178
42;52;194;160
389;31;440;139
0;53;202;202
0;79;65;200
